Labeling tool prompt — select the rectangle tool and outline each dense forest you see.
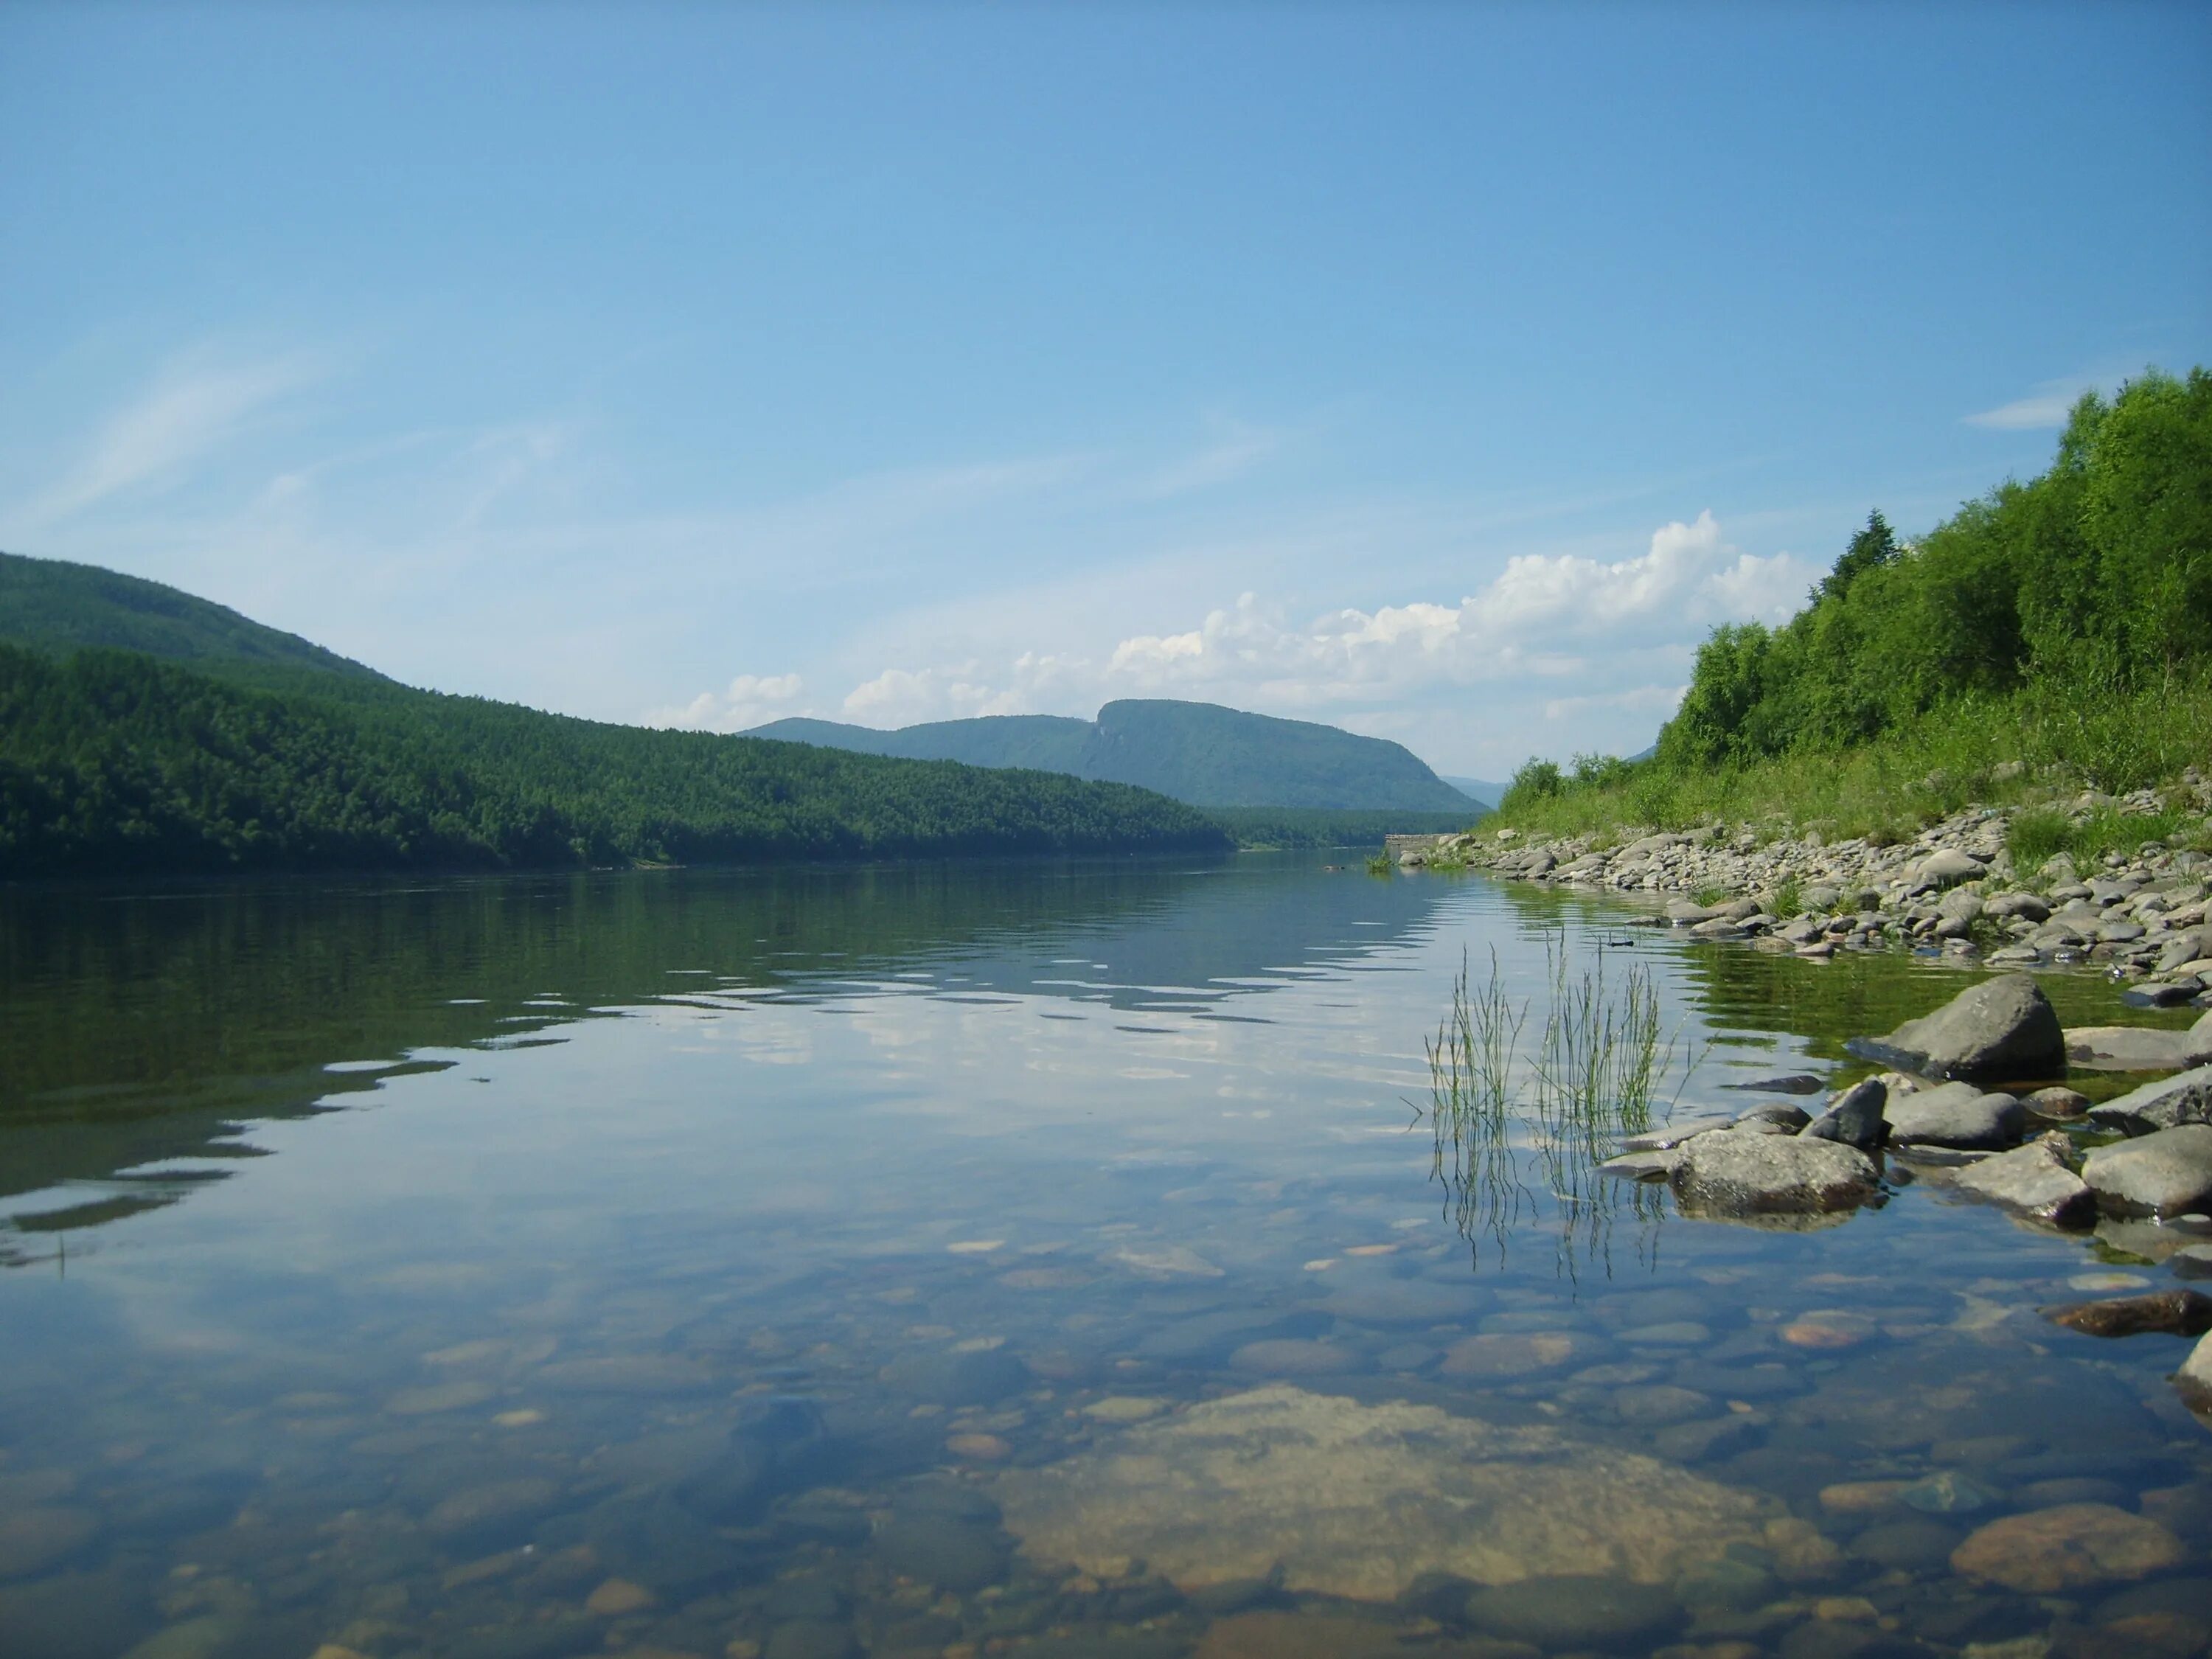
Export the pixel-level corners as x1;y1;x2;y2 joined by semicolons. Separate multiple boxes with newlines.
0;646;1234;876
1504;366;2212;823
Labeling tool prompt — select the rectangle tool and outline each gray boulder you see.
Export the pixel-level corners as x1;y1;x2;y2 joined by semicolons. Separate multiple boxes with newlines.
1887;1082;2028;1151
1944;1131;2095;1228
2081;1124;2212;1218
1799;1078;1888;1150
2088;1063;2212;1135
1669;1130;1879;1220
1845;973;2064;1083
1910;847;1986;893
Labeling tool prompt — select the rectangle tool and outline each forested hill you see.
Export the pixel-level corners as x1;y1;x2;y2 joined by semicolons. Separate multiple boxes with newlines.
0;646;1233;877
1496;366;2212;832
749;698;1477;811
0;551;385;685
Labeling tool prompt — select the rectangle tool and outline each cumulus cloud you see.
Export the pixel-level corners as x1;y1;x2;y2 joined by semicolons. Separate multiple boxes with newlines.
824;512;1810;764
645;672;804;733
1100;511;1807;700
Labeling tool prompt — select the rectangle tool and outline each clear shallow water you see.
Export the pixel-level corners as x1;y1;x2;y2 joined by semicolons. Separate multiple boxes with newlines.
1;857;2206;1659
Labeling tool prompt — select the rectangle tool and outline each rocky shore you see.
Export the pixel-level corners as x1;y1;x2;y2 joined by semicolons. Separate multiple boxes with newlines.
1404;767;2212;999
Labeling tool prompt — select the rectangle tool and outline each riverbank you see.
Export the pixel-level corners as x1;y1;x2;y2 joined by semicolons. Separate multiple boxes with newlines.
1404;765;2212;994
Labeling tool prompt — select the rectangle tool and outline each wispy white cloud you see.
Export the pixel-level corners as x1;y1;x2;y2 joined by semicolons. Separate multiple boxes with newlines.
1135;417;1281;499
1964;375;2106;431
19;349;328;528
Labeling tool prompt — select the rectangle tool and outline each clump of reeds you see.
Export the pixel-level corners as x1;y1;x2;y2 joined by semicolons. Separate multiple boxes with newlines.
1425;933;1696;1276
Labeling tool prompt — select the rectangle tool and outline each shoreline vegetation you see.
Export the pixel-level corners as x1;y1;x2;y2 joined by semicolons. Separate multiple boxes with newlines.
1443;368;2211;939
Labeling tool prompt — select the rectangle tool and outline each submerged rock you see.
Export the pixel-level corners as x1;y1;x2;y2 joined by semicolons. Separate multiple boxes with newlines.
2088;1062;2212;1135
1721;1072;1828;1095
2082;1124;2212;1217
1844;973;2064;1083
992;1385;1771;1601
1462;1574;1685;1650
1942;1131;2095;1227
2042;1288;2212;1338
1670;1131;1879;1220
2176;1329;2212;1415
1950;1503;2185;1593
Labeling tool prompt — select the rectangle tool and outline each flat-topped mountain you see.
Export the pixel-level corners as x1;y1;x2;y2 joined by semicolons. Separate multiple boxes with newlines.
750;699;1476;812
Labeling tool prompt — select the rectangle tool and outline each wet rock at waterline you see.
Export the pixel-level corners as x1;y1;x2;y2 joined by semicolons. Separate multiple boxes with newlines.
2065;1022;2212;1073
1669;1130;1879;1220
2081;1124;2212;1218
2088;1062;2212;1135
1721;1071;1829;1095
1885;1082;2028;1151
1940;1131;2096;1227
2042;1288;2212;1339
992;1385;1773;1601
1844;974;2065;1084
2176;1330;2212;1415
1800;1078;1888;1150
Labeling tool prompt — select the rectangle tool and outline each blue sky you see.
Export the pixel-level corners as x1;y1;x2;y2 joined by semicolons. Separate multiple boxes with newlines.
2;3;2207;776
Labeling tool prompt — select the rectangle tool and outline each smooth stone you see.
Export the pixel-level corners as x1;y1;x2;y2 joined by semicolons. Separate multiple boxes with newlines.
1944;1130;2096;1226
2015;1477;2130;1509
1619;1113;1734;1151
2082;1124;2212;1217
1601;1149;1682;1179
1190;1611;1421;1659
1910;847;1986;891
1800;1079;1888;1151
1885;1082;2026;1150
1617;1321;1710;1346
2122;981;2203;1009
1844;973;2064;1083
992;1384;1769;1601
1950;1503;2185;1592
1737;1101;1815;1130
762;1620;861;1659
2042;1287;2212;1338
1318;1276;1484;1326
1897;1471;2000;1514
1722;1073;1827;1095
1228;1339;1359;1376
1851;1517;1961;1572
1672;1554;1777;1610
1670;1133;1879;1220
2065;1026;2212;1072
1464;1574;1685;1651
882;1348;1032;1406
425;1478;563;1540
2170;1243;2212;1279
0;1506;100;1579
2174;1329;2212;1413
1611;1385;1714;1425
1651;1416;1760;1462
2027;1085;2092;1119
1440;1331;1601;1377
2089;1061;2212;1133
872;1517;1008;1592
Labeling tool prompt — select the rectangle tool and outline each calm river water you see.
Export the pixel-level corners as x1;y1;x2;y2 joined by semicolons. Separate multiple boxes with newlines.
1;857;2205;1659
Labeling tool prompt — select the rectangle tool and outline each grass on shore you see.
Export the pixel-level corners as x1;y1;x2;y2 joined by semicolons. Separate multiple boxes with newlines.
1489;674;2212;862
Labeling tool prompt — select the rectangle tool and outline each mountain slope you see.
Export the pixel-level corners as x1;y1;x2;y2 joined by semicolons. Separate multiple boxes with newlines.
751;699;1475;811
0;551;384;684
0;645;1232;877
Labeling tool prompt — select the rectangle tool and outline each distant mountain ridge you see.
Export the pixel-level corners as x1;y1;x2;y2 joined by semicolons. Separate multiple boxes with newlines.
748;700;1477;812
0;551;385;684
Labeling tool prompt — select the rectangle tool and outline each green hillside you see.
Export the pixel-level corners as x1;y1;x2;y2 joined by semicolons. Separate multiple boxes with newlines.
0;645;1234;877
1493;366;2212;839
751;698;1476;811
0;551;384;684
